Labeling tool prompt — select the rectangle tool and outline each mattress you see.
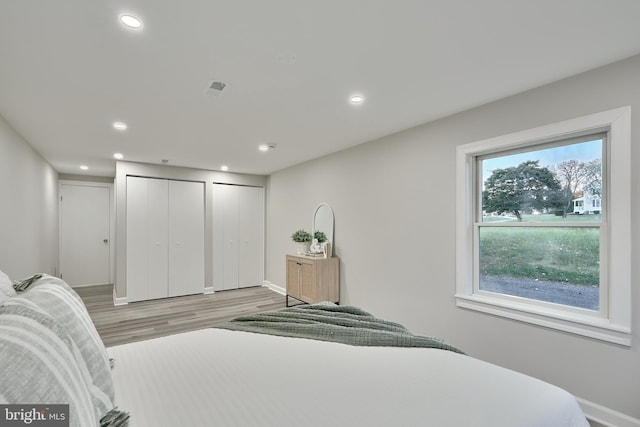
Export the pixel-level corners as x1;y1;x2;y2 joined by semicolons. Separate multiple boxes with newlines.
109;328;588;427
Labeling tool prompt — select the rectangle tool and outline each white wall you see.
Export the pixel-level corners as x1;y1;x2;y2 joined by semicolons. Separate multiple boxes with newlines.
0;114;58;279
266;54;640;421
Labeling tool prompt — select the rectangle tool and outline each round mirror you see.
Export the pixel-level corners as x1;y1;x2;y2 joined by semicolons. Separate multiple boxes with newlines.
312;203;334;257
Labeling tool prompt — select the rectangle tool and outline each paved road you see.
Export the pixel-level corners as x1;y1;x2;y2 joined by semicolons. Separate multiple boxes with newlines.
480;275;599;310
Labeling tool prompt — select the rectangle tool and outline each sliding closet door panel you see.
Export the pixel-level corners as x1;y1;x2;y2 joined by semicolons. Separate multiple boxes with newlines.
212;184;225;291
126;177;148;302
238;186;264;288
223;186;240;290
213;184;264;291
146;178;169;300
212;184;239;291
168;180;205;296
126;176;168;302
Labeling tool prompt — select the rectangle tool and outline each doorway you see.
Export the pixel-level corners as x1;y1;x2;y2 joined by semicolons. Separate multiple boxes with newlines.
59;181;114;286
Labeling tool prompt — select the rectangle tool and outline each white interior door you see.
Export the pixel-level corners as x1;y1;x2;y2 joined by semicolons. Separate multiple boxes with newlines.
212;184;264;291
60;182;111;286
212;184;225;290
238;186;264;288
126;177;169;302
126;177;148;302
168;180;205;296
145;178;169;300
212;184;239;291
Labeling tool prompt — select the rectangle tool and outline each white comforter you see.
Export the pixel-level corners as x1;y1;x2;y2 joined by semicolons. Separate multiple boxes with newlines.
109;328;588;427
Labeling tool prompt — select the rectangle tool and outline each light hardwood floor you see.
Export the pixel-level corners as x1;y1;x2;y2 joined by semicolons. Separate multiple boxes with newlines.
75;284;285;347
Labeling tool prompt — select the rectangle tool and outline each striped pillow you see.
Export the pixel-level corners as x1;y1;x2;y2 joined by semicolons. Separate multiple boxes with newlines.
0;298;98;427
18;276;115;419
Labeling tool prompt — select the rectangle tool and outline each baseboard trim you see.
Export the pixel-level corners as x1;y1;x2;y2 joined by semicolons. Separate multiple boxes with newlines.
578;397;640;427
71;282;110;288
112;288;128;306
262;281;285;295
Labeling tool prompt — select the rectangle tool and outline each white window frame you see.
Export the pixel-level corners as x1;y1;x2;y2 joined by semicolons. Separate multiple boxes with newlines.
455;107;631;346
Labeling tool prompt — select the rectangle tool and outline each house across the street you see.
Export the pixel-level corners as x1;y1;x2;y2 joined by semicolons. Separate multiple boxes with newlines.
573;193;601;214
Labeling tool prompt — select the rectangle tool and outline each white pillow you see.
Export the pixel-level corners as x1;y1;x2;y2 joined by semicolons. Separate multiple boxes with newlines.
24;277;115;416
0;269;17;300
0;298;99;426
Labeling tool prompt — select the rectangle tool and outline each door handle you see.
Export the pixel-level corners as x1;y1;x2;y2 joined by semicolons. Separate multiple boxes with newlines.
103;239;109;244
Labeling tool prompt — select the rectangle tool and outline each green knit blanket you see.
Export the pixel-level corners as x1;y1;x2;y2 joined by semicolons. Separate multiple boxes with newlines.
215;303;464;354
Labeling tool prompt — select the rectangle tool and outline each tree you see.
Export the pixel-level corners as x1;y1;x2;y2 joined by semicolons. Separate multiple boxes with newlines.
551;159;587;217
483;160;561;221
582;158;602;197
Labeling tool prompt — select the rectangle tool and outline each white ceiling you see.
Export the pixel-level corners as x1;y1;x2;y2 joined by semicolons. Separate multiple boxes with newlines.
1;1;640;177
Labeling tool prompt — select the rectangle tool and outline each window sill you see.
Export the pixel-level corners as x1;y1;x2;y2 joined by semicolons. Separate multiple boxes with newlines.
455;293;631;346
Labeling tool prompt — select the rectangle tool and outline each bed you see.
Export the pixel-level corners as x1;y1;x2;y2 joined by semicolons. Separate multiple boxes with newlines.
1;272;589;427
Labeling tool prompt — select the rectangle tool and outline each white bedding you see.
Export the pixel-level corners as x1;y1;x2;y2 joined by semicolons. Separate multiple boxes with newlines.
109;328;588;427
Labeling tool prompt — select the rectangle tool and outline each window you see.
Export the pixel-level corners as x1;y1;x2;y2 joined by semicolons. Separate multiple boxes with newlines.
456;107;631;346
479;136;604;311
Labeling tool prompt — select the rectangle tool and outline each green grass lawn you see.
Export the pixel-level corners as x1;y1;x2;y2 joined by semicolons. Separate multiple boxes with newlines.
479;215;600;286
482;213;602;223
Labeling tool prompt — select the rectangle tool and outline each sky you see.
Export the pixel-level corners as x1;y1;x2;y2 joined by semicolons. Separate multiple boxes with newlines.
482;139;602;182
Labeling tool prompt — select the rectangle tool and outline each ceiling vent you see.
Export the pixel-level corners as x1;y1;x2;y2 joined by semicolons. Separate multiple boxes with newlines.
205;80;227;97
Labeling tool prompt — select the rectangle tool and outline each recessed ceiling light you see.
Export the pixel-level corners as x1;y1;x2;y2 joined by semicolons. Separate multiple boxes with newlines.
350;95;364;104
113;121;127;131
113;153;124;160
120;14;143;29
220;165;229;171
80;165;89;171
258;143;277;152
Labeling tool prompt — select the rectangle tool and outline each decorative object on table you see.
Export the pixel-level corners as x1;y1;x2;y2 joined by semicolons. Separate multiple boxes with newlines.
323;242;331;258
312;231;328;257
313;231;327;243
309;238;322;255
291;229;312;254
312;203;335;257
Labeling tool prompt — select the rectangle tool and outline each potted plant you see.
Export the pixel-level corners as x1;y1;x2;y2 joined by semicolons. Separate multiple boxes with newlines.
313;230;332;257
291;229;312;254
313;231;327;243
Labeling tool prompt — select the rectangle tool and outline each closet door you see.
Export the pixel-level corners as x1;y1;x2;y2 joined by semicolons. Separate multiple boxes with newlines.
212;184;264;291
212;184;238;291
238;186;264;288
168;180;205;296
126;177;169;302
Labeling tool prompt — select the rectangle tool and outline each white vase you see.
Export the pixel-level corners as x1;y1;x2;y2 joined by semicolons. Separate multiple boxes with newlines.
322;242;332;257
295;241;311;254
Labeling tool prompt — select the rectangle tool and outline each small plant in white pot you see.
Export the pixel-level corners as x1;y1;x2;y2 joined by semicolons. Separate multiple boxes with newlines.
291;229;312;254
309;231;329;256
313;231;327;244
